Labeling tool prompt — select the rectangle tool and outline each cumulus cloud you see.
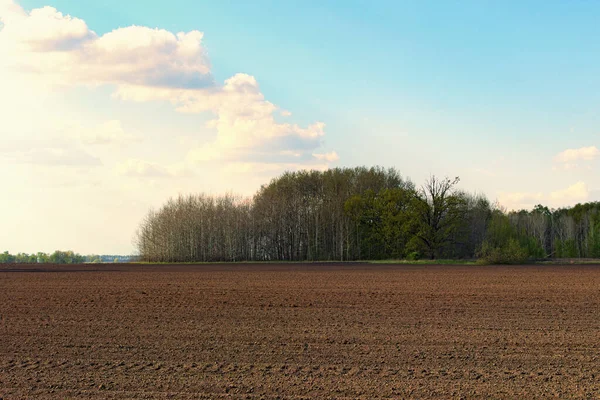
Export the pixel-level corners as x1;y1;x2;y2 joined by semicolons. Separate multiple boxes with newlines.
1;5;94;51
499;182;590;211
0;3;212;89
117;73;331;167
0;1;337;175
497;191;544;211
550;182;589;204
554;146;600;164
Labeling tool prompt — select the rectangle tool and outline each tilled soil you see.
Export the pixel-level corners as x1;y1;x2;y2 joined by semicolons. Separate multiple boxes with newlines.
1;263;600;399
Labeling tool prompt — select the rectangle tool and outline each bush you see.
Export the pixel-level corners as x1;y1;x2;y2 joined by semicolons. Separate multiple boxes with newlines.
406;251;420;261
477;238;529;265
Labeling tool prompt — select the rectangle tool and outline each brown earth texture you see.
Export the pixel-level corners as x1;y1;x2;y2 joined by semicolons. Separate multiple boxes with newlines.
1;263;600;399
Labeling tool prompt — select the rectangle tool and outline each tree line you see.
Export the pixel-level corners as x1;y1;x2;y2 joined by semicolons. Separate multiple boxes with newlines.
135;166;600;264
0;250;85;264
0;251;137;264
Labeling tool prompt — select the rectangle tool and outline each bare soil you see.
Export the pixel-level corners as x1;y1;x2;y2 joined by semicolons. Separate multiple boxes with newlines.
1;263;600;399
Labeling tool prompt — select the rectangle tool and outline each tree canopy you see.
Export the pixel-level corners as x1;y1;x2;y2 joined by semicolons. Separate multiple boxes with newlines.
135;166;597;264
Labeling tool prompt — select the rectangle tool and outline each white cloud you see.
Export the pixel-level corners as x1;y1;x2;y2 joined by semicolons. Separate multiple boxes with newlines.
554;146;600;164
0;0;23;18
497;191;544;211
550;182;588;204
499;182;590;211
117;73;329;166
1;5;94;51
0;1;336;172
0;1;339;256
0;3;212;89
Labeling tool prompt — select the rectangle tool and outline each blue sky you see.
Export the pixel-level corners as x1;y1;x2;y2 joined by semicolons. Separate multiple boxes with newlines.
2;0;600;254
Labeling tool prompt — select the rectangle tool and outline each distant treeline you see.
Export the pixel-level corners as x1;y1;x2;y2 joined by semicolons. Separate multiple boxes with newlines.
0;251;136;264
134;166;600;264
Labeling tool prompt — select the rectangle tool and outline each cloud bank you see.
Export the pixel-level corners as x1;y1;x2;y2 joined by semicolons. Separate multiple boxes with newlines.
499;181;590;211
553;146;599;170
0;1;337;174
554;146;599;163
0;4;212;88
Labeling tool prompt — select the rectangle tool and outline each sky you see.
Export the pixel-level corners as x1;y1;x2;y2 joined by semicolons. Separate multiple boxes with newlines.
1;0;600;255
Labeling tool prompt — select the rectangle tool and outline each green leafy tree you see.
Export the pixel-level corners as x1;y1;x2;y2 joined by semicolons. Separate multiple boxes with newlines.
37;252;49;263
411;176;466;259
0;251;15;263
344;187;413;259
49;250;84;264
478;210;535;264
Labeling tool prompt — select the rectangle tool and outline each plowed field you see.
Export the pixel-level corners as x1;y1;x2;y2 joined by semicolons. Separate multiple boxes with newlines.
1;263;600;398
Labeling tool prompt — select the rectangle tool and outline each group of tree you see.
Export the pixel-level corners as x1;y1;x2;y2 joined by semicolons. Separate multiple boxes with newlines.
0;251;137;264
480;202;600;262
0;250;85;264
135;166;600;264
86;255;138;263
